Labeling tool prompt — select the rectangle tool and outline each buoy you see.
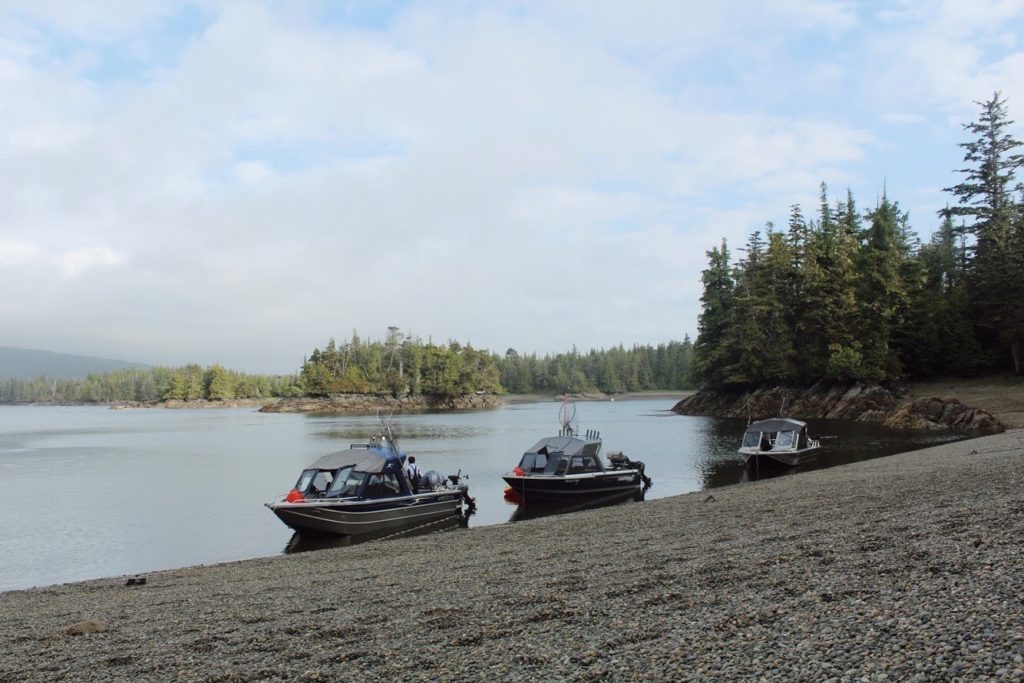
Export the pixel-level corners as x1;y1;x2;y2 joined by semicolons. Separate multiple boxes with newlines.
513;466;525;476
285;489;305;503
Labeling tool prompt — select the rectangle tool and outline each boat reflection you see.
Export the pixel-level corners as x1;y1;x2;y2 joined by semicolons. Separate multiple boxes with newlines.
506;487;647;523
283;514;466;553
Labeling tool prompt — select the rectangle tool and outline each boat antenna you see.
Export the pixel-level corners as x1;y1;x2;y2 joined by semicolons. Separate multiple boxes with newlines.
559;392;577;437
779;397;787;417
376;408;399;454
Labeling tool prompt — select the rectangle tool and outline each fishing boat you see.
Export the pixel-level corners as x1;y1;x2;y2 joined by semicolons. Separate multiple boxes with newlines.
738;417;821;467
501;398;651;502
265;428;474;537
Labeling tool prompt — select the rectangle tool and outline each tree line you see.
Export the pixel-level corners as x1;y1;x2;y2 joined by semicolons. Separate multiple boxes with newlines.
496;340;694;394
693;92;1024;388
0;366;302;403
299;329;503;397
1;334;695;404
299;328;694;398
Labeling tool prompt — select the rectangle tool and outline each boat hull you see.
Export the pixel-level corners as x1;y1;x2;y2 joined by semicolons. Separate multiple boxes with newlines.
739;446;821;467
508;488;645;522
266;493;465;536
502;470;643;502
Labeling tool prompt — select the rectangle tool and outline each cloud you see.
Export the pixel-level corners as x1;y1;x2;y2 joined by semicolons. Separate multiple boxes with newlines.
54;246;124;277
1;1;1022;372
0;239;39;265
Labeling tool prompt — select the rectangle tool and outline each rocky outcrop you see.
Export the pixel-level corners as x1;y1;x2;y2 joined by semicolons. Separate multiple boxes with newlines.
672;381;1005;433
105;399;279;410
882;397;1005;432
259;393;504;415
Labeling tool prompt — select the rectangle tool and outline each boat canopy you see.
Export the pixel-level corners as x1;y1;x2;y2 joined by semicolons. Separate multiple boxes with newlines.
524;436;597;458
519;436;603;475
307;447;403;474
744;417;808;433
741;417;813;452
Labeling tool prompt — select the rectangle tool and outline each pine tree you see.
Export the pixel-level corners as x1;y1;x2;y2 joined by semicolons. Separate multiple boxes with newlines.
857;195;906;380
692;239;735;387
944;92;1024;372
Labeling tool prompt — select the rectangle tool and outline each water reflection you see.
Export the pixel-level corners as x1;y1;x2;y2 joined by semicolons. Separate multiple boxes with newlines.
315;421;490;442
283;514;466;553
688;417;971;488
506;488;647;523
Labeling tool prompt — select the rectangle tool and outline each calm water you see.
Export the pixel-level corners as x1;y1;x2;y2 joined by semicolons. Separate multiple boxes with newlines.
0;401;967;591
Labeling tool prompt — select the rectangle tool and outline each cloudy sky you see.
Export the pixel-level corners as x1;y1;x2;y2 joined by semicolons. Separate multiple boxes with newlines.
1;1;1023;374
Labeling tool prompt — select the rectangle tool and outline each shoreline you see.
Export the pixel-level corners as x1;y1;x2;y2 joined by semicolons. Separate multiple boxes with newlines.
2;429;1022;680
0;391;693;411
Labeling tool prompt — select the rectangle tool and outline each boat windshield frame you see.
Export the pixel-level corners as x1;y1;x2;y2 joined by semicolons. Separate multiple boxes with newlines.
325;465;361;498
774;430;796;449
517;449;605;475
741;426;807;452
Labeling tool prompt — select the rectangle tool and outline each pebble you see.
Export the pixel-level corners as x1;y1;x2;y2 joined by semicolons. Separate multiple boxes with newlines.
1;429;1022;681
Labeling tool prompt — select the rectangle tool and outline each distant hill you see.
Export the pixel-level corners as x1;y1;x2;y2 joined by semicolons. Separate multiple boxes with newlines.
0;347;151;380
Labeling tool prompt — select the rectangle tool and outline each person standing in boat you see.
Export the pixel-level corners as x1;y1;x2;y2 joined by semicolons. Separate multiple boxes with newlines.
406;455;422;493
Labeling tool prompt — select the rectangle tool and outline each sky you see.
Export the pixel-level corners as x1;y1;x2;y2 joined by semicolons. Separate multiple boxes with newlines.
1;1;1023;375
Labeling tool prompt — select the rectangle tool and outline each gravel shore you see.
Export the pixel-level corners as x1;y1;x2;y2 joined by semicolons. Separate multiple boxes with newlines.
2;430;1023;682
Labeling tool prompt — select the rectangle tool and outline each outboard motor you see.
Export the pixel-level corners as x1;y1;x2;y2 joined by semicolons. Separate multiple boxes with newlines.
607;451;653;489
634;460;652;489
420;470;445;491
445;469;477;514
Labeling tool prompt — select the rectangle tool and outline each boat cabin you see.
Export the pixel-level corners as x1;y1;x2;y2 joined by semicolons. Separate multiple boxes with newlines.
517;435;604;476
740;417;814;453
293;445;413;500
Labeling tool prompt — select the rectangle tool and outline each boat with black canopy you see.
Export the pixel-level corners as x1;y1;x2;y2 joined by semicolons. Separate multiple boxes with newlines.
738;417;821;467
265;424;474;537
502;397;651;502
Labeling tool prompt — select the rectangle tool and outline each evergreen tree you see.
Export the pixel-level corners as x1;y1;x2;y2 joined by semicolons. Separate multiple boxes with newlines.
857;195;906;380
944;92;1024;372
692;239;735;386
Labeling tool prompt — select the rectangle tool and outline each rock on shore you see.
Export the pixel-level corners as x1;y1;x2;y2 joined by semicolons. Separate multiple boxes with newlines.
1;429;1022;681
260;392;504;414
674;381;1005;432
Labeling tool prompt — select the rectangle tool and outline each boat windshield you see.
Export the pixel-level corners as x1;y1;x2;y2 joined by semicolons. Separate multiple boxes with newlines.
567;455;602;474
518;452;548;473
329;468;365;498
741;431;760;448
295;469;334;496
294;469;316;492
774;430;796;449
325;466;357;497
364;472;402;498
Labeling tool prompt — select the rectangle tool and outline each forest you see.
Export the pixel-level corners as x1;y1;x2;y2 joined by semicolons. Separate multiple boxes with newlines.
0;366;302;404
693;93;1024;388
0;335;693;404
298;329;694;397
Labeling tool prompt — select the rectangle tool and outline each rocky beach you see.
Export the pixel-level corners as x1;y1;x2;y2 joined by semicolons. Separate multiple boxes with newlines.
2;424;1022;681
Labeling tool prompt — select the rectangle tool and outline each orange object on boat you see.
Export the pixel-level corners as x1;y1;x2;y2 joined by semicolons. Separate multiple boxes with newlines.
513;466;525;476
503;486;524;504
285;489;305;503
